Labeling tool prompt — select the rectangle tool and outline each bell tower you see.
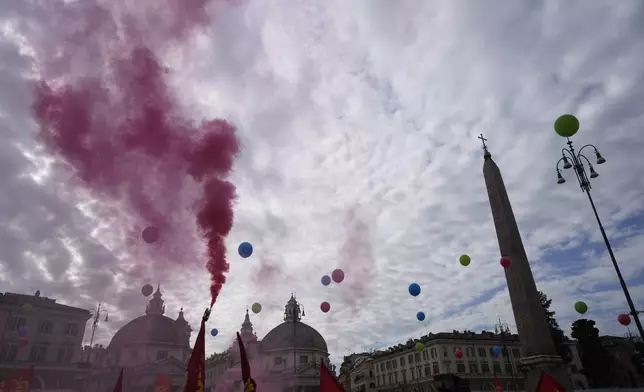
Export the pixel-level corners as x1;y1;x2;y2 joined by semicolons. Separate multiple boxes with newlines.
145;284;165;315
284;294;303;322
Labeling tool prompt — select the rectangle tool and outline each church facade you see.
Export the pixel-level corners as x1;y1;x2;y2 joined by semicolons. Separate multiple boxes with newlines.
205;295;332;392
77;285;193;392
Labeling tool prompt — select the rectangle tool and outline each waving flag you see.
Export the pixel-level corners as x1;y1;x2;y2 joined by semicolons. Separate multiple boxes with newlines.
320;361;344;392
112;369;124;392
153;373;172;392
0;366;33;392
536;371;567;392
184;308;209;392
236;332;256;392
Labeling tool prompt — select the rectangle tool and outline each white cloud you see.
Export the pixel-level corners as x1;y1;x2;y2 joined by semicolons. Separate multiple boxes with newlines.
1;0;643;368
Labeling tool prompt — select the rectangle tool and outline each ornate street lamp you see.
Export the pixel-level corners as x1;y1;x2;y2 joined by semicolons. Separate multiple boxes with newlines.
553;114;644;340
86;302;109;362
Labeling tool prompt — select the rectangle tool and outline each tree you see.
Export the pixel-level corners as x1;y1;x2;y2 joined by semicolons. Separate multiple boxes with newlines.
537;291;572;362
571;319;615;387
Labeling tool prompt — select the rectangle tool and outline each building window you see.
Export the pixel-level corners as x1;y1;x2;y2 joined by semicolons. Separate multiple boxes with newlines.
394;372;398;382
512;348;520;358
386;361;391;369
505;363;513;374
393;360;398;369
63;323;78;336
442;363;451;374
300;355;308;364
0;344;18;362
57;347;74;362
493;363;502;374
456;363;466;373
29;346;47;362
431;348;437;358
408;354;414;363
432;363;439;375
481;363;490;373
274;357;283;366
422;350;428;360
38;320;53;334
156;351;168;360
469;363;478;373
443;347;448;357
414;353;421;362
400;357;405;366
380;363;384;371
8;317;26;331
478;348;487;357
410;368;415;380
388;375;392;384
424;366;431;377
466;347;473;357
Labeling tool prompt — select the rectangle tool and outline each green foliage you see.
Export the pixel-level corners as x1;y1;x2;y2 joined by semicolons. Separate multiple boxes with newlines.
537;291;572;363
571;319;616;387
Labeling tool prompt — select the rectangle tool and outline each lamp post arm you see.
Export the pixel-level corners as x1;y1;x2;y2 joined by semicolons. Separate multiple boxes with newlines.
561;148;576;161
577;144;598;156
577;153;593;168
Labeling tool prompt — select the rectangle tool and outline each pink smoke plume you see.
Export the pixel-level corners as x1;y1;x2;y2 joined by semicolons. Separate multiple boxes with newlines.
336;206;377;309
28;0;239;306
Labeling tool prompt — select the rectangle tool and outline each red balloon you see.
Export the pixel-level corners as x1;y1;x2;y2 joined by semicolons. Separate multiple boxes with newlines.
455;350;463;359
320;302;331;313
142;226;159;243
500;256;512;268
618;313;631;326
331;269;344;283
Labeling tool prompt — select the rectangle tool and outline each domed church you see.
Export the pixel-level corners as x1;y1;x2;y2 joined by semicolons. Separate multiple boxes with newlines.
206;295;333;392
79;285;193;392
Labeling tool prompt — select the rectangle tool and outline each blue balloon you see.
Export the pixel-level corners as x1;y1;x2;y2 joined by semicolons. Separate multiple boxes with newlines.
18;326;27;337
210;328;219;337
238;242;253;258
416;311;425;321
493;346;501;356
408;283;421;297
321;275;331;286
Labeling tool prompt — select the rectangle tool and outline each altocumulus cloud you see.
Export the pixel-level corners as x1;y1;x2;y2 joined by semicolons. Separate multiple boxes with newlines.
1;0;644;366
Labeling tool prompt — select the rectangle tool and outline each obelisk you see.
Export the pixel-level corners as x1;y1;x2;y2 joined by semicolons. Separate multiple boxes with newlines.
480;135;572;392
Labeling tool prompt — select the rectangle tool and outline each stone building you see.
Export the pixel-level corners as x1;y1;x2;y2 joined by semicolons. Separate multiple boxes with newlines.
205;295;332;392
77;285;193;392
340;330;588;392
0;290;92;391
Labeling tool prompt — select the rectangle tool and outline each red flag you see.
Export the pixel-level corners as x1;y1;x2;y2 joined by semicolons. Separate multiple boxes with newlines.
494;375;504;392
320;361;344;392
153;374;172;392
112;369;124;392
0;365;33;392
184;311;207;392
236;332;256;392
536;371;567;392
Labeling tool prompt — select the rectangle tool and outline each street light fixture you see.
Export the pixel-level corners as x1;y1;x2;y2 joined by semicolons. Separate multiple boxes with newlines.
553;114;644;341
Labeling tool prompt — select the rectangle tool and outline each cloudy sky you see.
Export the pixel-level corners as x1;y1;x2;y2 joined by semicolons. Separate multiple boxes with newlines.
1;0;644;367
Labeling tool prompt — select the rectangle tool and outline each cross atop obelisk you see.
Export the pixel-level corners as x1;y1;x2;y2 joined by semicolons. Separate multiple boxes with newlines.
481;138;571;392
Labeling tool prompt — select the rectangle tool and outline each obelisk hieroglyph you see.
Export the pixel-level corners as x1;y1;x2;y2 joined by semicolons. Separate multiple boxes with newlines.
480;135;572;392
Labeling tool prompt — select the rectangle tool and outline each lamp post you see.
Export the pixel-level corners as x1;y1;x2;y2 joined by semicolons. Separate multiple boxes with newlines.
86;302;109;362
553;114;644;340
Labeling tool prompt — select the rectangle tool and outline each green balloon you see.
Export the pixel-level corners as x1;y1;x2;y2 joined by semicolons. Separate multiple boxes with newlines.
574;301;587;314
554;114;579;138
459;254;471;266
251;302;262;314
415;343;424;352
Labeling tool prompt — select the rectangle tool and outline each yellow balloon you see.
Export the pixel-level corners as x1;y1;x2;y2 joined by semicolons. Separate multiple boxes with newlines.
459;254;471;266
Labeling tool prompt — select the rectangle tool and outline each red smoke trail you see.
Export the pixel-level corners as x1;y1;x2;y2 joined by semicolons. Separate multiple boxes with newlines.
29;0;238;306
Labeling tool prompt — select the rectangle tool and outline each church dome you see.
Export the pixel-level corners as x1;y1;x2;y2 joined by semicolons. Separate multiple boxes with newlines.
109;314;185;348
261;321;328;352
260;294;328;353
108;285;190;349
